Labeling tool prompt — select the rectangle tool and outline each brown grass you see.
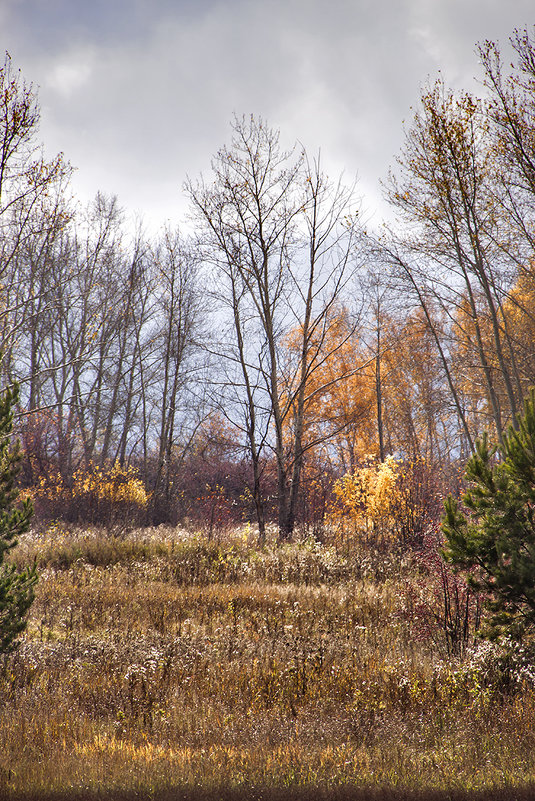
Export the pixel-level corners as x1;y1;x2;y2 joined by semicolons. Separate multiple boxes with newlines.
2;524;535;798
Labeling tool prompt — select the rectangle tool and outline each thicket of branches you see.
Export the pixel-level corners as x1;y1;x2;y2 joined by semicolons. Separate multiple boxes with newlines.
2;29;535;539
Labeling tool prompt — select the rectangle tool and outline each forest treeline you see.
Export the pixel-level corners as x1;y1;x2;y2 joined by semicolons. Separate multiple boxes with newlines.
2;29;535;539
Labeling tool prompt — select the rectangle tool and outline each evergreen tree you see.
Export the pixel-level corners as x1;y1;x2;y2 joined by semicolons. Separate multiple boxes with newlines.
442;388;535;641
0;384;36;654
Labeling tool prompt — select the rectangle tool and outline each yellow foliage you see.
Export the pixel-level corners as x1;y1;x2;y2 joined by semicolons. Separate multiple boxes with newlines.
330;456;401;544
72;461;149;507
28;461;149;518
281;306;377;471
380;307;449;463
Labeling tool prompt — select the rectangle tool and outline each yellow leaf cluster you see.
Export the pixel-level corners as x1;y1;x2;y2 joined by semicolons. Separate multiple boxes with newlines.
29;461;149;509
281;306;376;470
330;456;401;543
72;462;149;507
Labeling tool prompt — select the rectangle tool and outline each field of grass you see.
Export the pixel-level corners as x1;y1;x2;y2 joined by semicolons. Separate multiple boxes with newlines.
2;524;535;800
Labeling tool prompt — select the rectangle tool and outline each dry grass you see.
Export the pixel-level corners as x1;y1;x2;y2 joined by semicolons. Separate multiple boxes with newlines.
2;524;535;799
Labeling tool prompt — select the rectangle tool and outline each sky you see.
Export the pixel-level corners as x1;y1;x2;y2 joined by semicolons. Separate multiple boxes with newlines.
1;0;534;234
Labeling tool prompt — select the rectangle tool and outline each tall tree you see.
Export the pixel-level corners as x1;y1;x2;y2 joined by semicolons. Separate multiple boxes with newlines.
281;305;376;475
385;81;523;444
0;53;71;378
380;307;453;463
480;29;535;260
149;227;203;523
187;116;363;540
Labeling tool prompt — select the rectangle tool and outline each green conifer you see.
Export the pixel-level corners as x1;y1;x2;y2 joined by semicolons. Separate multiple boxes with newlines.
0;384;36;654
442;388;535;641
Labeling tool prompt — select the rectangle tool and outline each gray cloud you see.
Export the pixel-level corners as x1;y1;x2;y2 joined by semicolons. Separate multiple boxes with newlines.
1;0;533;231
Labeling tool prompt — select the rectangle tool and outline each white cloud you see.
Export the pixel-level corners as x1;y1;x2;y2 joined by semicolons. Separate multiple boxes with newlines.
45;49;95;98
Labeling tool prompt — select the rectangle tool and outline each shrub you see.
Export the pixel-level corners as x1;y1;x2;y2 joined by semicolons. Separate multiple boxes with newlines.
28;461;149;531
402;529;482;657
329;456;402;547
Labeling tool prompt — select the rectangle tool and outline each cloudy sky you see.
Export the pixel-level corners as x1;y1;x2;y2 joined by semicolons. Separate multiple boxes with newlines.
1;0;533;232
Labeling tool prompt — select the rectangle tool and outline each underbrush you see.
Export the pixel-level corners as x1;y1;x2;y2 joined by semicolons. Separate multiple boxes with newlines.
2;524;535;797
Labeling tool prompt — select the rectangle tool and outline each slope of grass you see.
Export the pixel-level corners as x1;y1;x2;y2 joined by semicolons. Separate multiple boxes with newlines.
2;524;535;798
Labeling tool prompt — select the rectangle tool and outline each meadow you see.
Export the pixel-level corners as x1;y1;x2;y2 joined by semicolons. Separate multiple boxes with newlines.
2;523;535;800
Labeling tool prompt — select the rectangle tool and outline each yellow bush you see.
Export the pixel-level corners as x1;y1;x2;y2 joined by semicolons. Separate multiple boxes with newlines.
27;461;149;526
72;461;149;507
329;456;401;545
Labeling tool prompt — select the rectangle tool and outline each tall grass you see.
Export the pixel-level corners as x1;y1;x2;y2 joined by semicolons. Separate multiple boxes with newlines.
2;525;535;798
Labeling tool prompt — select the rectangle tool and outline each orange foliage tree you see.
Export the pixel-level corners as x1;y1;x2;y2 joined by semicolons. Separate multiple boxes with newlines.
279;307;378;534
281;306;377;472
379;308;454;464
450;262;535;448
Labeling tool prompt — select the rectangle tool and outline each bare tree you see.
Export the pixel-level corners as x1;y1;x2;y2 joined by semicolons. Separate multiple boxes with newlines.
0;52;72;382
384;81;524;445
149;226;204;522
187;116;364;541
